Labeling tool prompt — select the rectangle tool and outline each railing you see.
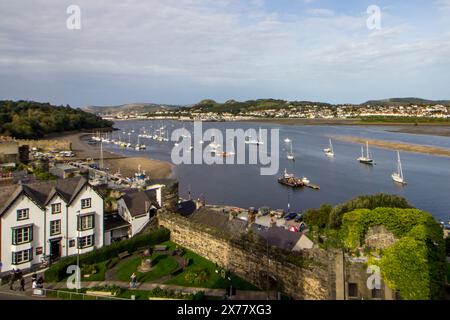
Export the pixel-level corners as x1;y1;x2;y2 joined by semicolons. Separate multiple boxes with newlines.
37;288;131;301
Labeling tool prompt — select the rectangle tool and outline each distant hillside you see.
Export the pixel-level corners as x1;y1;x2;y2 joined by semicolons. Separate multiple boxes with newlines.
363;98;450;106
82;103;182;115
187;99;332;114
0;100;113;139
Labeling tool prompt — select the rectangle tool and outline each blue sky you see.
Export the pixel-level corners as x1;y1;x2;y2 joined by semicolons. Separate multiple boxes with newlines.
0;0;449;107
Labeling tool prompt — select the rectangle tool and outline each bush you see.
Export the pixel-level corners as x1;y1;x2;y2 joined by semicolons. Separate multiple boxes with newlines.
45;228;170;282
184;269;210;285
81;264;97;276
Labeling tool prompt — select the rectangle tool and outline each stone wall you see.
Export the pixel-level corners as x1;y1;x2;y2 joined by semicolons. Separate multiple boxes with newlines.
158;211;337;300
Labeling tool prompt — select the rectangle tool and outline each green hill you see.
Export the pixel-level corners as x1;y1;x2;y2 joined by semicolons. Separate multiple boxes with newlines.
0;100;113;139
363;97;450;106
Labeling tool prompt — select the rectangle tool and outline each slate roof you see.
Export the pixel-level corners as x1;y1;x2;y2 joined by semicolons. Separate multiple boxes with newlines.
121;189;160;217
104;213;131;231
188;207;248;235
177;200;197;217
250;224;302;251
0;176;90;216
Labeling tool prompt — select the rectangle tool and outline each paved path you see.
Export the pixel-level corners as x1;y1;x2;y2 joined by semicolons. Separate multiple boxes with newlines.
46;281;272;300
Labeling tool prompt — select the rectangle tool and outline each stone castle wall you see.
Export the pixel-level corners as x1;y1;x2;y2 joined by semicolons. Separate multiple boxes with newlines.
158;211;338;300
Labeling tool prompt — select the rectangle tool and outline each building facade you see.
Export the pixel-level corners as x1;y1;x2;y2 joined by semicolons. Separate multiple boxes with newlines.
0;177;104;272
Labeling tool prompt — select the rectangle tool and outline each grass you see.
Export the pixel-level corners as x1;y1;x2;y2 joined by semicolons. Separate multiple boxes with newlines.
81;260;108;282
114;253;178;282
162;241;260;290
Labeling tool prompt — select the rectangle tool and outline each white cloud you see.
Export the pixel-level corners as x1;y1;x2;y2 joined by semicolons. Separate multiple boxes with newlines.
306;8;335;16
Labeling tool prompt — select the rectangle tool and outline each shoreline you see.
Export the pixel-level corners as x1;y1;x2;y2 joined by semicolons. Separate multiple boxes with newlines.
54;132;174;179
333;135;450;158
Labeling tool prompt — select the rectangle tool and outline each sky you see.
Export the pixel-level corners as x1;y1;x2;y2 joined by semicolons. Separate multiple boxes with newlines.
0;0;449;107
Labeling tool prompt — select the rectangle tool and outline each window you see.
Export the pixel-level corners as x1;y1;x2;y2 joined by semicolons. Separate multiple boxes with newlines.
12;226;33;245
78;214;94;231
17;209;29;221
81;198;91;209
348;283;358;298
50;220;61;236
12;249;33;265
69;239;75;248
51;203;61;214
371;288;382;299
78;235;94;249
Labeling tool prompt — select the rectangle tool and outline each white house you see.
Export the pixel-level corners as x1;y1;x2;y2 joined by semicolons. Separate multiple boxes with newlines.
0;176;104;272
116;188;161;239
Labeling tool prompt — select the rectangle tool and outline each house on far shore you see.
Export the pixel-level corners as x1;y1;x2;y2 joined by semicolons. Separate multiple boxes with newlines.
250;224;314;251
117;188;161;237
50;163;81;179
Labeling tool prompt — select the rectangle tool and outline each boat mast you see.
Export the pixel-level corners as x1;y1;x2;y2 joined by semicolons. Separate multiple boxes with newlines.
397;151;403;179
366;141;369;159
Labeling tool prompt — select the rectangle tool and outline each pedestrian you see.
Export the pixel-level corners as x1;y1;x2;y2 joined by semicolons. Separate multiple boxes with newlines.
130;272;137;289
20;277;25;291
32;280;37;289
31;273;37;284
37;276;44;288
9;268;16;290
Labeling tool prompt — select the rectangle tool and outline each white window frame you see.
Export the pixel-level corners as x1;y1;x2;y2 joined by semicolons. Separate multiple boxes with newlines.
17;208;29;221
13;226;33;245
78;235;94;249
51;203;62;214
50;220;61;236
78;214;94;231
12;249;33;265
81;198;92;209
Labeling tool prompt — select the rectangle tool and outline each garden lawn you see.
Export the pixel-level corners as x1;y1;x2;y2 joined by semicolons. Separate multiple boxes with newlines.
161;241;259;290
115;253;178;282
81;261;108;282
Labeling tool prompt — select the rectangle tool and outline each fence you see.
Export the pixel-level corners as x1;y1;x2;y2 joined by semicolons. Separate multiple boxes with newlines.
37;288;131;301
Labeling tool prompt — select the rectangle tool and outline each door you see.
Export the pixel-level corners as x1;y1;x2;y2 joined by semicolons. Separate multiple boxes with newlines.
50;240;61;260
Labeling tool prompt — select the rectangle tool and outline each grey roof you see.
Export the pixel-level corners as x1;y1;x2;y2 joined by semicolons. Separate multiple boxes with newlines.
0;176;90;216
188;207;248;235
250;224;301;251
122;189;160;217
177;200;197;217
104;213;131;231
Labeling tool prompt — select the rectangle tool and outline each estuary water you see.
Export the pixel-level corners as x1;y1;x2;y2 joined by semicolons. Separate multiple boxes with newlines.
104;120;450;222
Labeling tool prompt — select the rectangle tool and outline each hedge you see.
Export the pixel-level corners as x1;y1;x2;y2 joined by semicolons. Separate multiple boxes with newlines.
45;228;170;282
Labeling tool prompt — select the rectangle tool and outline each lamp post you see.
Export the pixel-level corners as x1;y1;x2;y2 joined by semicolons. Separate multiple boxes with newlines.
76;210;80;294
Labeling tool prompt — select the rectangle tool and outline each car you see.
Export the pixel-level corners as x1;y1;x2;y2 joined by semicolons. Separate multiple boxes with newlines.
284;212;298;221
295;213;304;223
298;222;307;232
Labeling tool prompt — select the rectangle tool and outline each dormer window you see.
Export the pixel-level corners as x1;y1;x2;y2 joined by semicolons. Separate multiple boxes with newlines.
17;209;29;221
51;203;61;214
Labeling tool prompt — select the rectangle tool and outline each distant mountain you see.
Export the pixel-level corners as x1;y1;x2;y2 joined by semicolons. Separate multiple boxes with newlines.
82;103;183;115
363;98;450;106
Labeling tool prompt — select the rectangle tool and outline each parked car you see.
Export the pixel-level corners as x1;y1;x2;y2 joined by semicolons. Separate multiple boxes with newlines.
284;212;298;221
298;222;307;232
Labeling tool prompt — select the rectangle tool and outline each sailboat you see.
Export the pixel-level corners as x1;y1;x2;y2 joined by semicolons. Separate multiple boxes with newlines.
245;128;264;145
391;151;406;185
286;140;295;161
357;141;374;165
324;139;334;157
135;135;146;150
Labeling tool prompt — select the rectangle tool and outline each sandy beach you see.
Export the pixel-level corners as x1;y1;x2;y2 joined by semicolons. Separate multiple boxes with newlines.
333;135;450;157
54;132;173;179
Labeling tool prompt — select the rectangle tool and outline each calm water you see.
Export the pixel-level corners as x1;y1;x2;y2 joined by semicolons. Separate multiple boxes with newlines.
104;120;450;222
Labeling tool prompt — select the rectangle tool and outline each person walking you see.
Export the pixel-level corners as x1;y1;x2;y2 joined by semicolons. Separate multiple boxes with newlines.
19;277;25;291
130;273;137;289
9;269;16;290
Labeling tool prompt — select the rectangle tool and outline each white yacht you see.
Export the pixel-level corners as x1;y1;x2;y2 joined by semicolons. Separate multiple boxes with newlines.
357;141;374;165
391;151;406;185
324;138;334;157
